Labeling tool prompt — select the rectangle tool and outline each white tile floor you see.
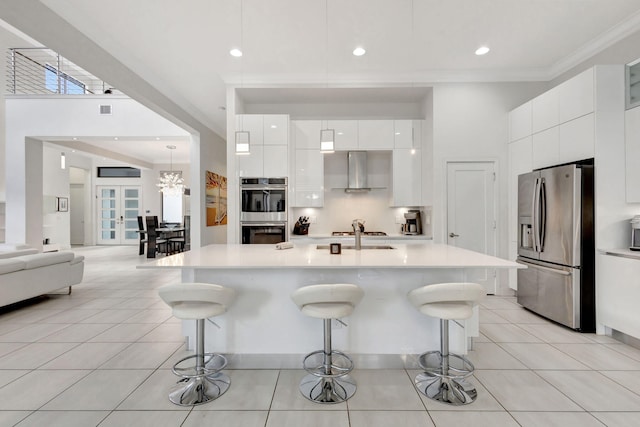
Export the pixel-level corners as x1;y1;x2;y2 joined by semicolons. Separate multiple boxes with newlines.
0;245;638;426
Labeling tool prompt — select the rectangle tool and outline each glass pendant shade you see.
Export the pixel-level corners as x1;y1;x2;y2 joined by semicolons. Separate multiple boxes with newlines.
320;128;335;153
235;130;250;154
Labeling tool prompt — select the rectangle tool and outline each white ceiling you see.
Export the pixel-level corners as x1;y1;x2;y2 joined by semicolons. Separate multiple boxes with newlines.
5;0;640;163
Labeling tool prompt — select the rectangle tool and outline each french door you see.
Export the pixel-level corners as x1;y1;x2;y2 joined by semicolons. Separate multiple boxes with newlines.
97;186;141;245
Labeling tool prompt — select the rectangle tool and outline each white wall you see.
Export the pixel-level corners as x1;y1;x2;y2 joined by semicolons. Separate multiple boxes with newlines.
5;96;191;249
42;145;70;248
0;25;39;201
431;82;548;294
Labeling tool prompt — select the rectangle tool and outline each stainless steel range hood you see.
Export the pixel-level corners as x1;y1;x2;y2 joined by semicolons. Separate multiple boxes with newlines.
346;151;370;192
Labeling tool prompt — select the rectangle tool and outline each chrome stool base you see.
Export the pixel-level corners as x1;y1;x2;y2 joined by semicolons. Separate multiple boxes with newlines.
299;373;357;404
169;372;231;406
169;352;230;406
414;373;477;405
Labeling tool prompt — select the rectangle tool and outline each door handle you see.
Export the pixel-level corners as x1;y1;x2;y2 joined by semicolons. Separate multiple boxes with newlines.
449;232;459;238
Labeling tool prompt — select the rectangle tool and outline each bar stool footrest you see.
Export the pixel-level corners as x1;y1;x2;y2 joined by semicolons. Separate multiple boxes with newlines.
172;353;228;379
302;349;354;378
417;351;475;379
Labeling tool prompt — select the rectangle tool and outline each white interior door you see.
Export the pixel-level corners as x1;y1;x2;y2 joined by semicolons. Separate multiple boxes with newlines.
447;162;497;294
97;186;141;245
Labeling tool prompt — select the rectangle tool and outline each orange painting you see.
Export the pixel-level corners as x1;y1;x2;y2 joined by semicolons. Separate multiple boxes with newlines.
205;170;228;226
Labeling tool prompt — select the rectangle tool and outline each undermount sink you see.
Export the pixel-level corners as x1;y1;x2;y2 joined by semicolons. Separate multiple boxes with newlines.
316;245;395;250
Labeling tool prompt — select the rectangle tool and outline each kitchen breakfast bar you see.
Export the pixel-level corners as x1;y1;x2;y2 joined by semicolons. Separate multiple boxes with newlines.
140;243;523;368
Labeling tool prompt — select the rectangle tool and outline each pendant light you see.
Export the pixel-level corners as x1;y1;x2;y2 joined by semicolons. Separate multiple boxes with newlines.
157;145;184;195
320;0;335;154
235;0;250;155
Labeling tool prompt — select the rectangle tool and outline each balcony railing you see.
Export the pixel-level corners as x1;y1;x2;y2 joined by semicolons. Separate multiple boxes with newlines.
7;47;119;95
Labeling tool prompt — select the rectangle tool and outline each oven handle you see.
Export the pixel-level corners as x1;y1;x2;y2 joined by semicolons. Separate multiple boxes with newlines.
241;223;287;227
240;186;287;191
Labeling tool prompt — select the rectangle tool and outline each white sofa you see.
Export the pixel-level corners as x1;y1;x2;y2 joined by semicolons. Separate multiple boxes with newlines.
0;250;85;308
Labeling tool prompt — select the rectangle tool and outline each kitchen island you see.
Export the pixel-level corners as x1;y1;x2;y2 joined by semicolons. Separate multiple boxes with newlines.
140;243;522;368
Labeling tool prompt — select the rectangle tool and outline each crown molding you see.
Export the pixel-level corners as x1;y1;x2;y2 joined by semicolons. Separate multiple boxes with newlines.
548;9;640;79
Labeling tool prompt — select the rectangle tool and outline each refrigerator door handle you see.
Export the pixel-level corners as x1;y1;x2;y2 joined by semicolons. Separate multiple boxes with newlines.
532;178;539;252
518;259;571;276
539;178;546;252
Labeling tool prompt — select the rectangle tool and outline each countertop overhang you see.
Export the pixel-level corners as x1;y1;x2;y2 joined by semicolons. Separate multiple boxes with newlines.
139;242;523;270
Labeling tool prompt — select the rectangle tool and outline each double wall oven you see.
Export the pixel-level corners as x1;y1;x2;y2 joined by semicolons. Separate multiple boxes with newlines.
240;178;288;244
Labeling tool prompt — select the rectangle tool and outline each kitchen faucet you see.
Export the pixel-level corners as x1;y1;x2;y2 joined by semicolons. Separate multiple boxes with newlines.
352;219;362;250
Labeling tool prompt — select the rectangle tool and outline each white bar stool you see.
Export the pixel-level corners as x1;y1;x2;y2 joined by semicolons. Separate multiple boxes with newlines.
158;282;236;406
408;282;485;405
291;283;364;404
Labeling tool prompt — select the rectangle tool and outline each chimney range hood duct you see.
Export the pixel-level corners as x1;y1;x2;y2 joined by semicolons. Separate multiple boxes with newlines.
346;151;371;193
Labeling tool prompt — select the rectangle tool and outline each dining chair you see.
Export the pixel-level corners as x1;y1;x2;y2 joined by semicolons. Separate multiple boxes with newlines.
137;216;147;255
145;216;168;258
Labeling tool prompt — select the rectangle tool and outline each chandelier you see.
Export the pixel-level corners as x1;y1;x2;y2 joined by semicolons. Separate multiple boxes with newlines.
157;145;184;195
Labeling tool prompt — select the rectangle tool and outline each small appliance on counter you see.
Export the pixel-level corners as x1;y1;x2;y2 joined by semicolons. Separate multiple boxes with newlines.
293;216;310;235
402;210;422;235
631;216;640;251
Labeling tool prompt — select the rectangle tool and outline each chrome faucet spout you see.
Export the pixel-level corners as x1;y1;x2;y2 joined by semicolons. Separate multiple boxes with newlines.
352;220;362;250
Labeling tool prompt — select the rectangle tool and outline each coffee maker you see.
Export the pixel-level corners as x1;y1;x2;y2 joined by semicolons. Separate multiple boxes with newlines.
403;210;422;235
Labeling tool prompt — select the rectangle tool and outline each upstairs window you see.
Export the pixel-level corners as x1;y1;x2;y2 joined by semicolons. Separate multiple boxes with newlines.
45;64;85;94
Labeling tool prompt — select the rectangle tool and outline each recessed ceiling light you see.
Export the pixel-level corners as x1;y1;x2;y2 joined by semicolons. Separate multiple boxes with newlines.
395;132;401;135
337;132;344;135
475;46;490;56
353;47;366;56
114;137;118;141
270;125;277;129
155;137;160;141
72;137;77;140
230;48;243;57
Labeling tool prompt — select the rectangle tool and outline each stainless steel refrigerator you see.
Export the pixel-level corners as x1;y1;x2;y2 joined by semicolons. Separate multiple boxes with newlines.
516;162;595;331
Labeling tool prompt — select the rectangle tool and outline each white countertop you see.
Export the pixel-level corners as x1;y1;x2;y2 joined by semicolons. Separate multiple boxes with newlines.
140;242;522;270
599;248;640;260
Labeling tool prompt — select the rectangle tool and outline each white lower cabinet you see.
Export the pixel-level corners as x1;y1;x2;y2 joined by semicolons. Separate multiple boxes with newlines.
293;149;324;207
392;149;421;207
597;253;640;339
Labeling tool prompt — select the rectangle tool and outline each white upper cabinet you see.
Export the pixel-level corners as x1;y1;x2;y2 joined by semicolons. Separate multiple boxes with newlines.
558;113;594;164
392;149;421;207
358;120;394;150
532;127;560;169
237;145;264;177
532;88;559;133
293;120;321;149
393;120;413;148
329;120;358;151
236;114;264;145
263;115;289;145
293;149;324;207
625;107;640;202
558;68;594;123
509;101;532;142
236;114;289;177
264;145;288;177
